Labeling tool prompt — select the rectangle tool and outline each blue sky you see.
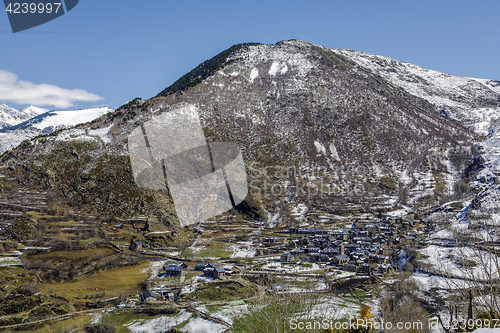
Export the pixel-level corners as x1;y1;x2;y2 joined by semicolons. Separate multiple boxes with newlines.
0;0;499;110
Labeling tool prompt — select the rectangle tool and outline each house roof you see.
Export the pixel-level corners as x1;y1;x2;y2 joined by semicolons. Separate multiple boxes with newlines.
335;255;350;261
165;263;182;271
142;290;156;300
322;247;340;253
195;262;215;268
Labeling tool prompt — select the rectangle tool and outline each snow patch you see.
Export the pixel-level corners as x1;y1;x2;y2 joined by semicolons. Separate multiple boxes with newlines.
329;142;341;162
180;317;228;333
269;62;280;76
314;141;327;155
249;67;259;83
126;310;192;333
88;125;113;144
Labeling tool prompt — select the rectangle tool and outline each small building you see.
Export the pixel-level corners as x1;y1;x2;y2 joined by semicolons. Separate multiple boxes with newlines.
332;254;350;265
401;235;416;244
344;263;359;272
164;263;183;276
224;265;238;275
381;247;393;256
379;264;394;274
195;262;216;271
130;241;143;252
291;248;307;260
359;263;372;274
142;288;174;302
322;247;340;257
370;254;389;264
305;247;320;253
204;266;226;279
262;237;275;244
319;254;329;262
256;248;274;256
297;237;309;246
142;290;157;302
280;253;294;262
309;252;320;262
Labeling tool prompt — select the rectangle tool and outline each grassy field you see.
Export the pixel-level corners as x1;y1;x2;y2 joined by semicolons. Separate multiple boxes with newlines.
182;242;232;259
196;281;257;302
14;310;176;333
27;248;116;264
16;315;92;333
41;261;151;301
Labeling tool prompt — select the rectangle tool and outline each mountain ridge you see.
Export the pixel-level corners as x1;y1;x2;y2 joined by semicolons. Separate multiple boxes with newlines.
332;48;500;128
0;40;482;229
0;106;113;154
0;104;48;129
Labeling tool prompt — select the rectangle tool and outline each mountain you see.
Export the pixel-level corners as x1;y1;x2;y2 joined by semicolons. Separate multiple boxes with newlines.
2;41;500;330
0;40;482;229
331;49;500;223
17;105;50;121
0;103;18;129
0;106;113;154
6;107;113;133
332;49;500;132
0;104;48;129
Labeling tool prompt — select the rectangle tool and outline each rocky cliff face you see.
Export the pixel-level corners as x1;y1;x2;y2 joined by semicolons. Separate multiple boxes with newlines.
0;41;484;228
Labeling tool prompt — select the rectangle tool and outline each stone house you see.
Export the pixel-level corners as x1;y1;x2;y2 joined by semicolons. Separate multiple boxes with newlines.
280;253;294;262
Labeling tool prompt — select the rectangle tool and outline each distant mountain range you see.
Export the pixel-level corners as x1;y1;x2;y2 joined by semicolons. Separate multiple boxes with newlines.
0;104;112;153
0;104;49;129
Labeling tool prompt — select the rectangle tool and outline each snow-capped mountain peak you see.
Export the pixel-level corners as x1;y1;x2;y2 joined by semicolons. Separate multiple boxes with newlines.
18;105;49;120
0;103;19;129
0;103;49;129
0;105;113;153
0;103;17;113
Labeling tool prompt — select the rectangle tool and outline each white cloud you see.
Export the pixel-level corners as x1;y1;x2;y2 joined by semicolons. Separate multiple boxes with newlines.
0;70;103;108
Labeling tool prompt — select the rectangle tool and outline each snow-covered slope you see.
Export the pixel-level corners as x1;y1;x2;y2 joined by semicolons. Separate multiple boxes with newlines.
331;48;500;220
17;105;49;120
332;49;500;129
0;128;42;154
0;103;18;129
0;104;48;129
10;107;113;133
0;106;113;153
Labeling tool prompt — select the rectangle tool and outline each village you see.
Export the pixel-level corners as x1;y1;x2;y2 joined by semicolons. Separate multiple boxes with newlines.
137;216;427;305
